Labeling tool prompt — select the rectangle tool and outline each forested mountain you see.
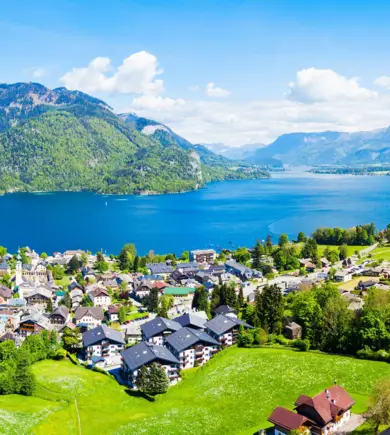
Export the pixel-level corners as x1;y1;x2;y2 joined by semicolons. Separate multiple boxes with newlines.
249;129;390;166
0;83;268;195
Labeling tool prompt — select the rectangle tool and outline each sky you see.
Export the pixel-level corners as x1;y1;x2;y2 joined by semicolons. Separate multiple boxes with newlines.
2;0;390;146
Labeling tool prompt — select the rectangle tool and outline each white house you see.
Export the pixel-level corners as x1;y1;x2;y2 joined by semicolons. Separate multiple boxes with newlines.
82;325;125;362
74;307;104;329
334;270;353;283
89;288;111;310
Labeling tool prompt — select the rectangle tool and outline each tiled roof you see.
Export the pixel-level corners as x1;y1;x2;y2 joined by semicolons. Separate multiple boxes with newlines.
268;407;308;431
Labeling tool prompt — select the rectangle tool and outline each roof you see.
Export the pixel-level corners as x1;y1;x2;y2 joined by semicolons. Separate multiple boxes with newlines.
141;316;182;339
268;407;308;431
146;263;174;274
176;262;198;269
214;305;237;315
25;288;52;300
83;325;125;347
335;270;351;277
74;306;104;321
121;341;179;371
204;314;253;336
174;313;207;329
166;327;219;353
284;322;302;331
90;288;110;298
50;306;69;319
163;287;195;296
136;280;153;291
380;428;390;435
0;262;10;270
191;249;216;255
0;332;16;343
295;386;355;425
0;286;12;299
107;305;119;314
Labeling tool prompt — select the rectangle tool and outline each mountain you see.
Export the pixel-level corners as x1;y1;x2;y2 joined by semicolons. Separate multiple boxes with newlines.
204;142;265;161
0;83;268;195
249;128;390;166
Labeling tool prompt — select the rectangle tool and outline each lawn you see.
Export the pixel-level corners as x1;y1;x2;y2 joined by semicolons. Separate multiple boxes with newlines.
368;245;390;262
1;347;389;435
317;245;369;258
54;275;74;288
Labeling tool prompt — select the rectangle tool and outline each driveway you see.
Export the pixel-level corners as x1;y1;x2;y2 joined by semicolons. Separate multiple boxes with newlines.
334;414;366;434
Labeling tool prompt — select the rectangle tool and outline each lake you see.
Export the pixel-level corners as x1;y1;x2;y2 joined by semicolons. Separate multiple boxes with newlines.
0;171;389;255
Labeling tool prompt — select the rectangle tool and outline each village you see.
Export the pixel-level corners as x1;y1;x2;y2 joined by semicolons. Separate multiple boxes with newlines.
1;231;390;435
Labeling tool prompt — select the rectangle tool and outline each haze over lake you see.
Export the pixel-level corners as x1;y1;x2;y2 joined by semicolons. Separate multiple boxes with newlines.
1;171;389;255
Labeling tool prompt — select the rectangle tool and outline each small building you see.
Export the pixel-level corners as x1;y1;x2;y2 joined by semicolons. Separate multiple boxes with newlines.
24;288;52;307
166;327;219;369
214;304;237;318
121;341;180;388
268;386;355;435
174;312;207;330
283;322;302;340
89;288;111;310
17;312;52;337
357;279;378;290
70;288;83;309
74;307;104;329
107;305;120;322
334;270;353;283
305;262;317;273
49;306;70;330
204;314;253;347
124;323;142;344
135;280;153;299
82;325;125;362
190;249;217;264
146;263;174;276
0;285;12;304
162;287;196;298
141;316;182;345
225;260;263;281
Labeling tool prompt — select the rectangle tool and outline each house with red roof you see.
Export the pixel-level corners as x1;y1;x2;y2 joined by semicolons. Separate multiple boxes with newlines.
268;385;355;435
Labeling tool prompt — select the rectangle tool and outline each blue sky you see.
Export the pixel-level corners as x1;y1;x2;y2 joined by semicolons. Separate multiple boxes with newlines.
2;0;390;145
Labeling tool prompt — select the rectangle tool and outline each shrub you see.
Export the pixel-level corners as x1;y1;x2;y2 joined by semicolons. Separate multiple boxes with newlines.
294;339;311;352
67;352;79;365
237;331;254;348
53;349;67;360
357;347;389;362
92;366;109;375
253;328;268;345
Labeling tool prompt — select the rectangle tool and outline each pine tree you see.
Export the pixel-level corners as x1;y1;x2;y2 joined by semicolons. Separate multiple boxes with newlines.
46;298;53;313
68;255;80;273
192;286;210;316
145;362;169;395
238;287;245;309
145;288;159;313
133;255;140;272
252;241;264;270
136;365;149;392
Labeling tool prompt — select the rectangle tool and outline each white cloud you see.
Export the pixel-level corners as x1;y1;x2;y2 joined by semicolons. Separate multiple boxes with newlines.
25;67;48;79
374;76;390;89
287;68;377;102
205;82;231;98
132;95;185;111
60;51;164;95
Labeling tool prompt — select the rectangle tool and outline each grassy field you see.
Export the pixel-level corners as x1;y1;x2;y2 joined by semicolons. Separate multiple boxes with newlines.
317;245;369;257
0;347;389;435
368;245;390;261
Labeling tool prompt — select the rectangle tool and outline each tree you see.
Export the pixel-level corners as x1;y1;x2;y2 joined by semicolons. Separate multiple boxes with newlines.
145;362;169;395
40;252;48;259
0;340;17;362
265;235;273;254
136;365;149;392
96;251;104;262
367;379;390;434
133;255;140;272
338;244;348;261
157;295;174;318
80;252;88;267
118;306;126;324
62;327;81;353
46;299;53;313
278;233;289;247
68;255;80;273
238;287;245;309
52;264;65;280
145;288;159;313
118;244;137;271
94;260;109;273
252;241;264;270
13;349;35;396
297;232;306;243
233;247;251;265
300;238;319;263
0;246;7;258
327;250;339;264
255;285;284;333
59;292;71;309
192;286;210;317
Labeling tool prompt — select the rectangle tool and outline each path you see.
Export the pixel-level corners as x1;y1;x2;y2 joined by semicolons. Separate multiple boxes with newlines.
334;414;366;434
37;383;82;435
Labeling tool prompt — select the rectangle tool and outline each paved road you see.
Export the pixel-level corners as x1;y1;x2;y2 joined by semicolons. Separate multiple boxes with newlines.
334;414;366;434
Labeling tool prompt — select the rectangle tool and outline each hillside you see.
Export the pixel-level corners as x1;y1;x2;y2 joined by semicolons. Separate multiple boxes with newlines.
0;83;268;195
0;347;386;435
249;128;390;166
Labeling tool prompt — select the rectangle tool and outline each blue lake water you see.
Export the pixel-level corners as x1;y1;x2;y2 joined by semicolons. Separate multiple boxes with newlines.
0;171;389;255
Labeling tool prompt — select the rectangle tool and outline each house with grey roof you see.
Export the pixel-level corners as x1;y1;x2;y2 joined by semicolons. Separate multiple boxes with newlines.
166;327;219;369
82;325;125;362
134;280;153;299
121;341;180;388
17;311;53;337
49;306;70;330
70;288;83;309
204;314;253;347
214;304;237;318
174;312;207;330
0;285;12;303
141;316;182;345
225;260;263;281
74;306;104;330
146;263;174;276
24;287;52;307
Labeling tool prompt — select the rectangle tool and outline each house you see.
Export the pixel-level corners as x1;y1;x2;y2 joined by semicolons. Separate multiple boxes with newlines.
204;314;253;346
162;287;196;297
135;280;153;299
334;270;353;283
0;261;11;276
0;285;12;303
283;322;302;340
121;341;180;388
89;288;111;309
174;312;207;330
268;386;355;435
107;305;119;322
305;262;317;273
24;288;52;307
176;262;199;274
357;279;378;290
68;281;84;292
146;263;174;276
190;249;217;264
124;323;142;344
17;312;52;337
82;325;125;362
100;278;119;290
141;316;182;345
70;288;83;309
225;260;263;281
166;327;219;369
74;307;104;329
49;306;70;330
214;304;237;318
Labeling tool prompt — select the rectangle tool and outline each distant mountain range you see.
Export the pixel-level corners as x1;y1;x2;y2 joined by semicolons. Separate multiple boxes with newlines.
204;143;265;161
0;82;268;195
247;129;390;166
